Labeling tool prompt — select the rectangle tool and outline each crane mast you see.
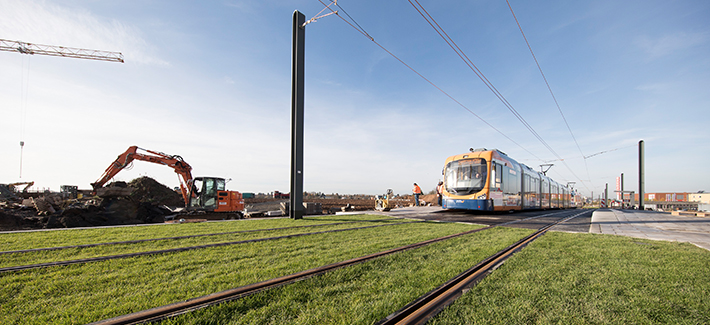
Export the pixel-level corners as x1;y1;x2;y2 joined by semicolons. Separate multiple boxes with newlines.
0;38;124;63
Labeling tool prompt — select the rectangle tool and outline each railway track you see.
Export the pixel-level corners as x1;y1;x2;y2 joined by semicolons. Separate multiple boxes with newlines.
0;220;421;273
89;209;584;325
377;209;592;325
0;218;396;255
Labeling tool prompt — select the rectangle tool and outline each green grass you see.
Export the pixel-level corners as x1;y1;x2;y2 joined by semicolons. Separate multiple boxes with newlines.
0;215;486;324
160;226;533;325
429;232;710;325
5;215;707;325
0;217;415;268
0;215;392;251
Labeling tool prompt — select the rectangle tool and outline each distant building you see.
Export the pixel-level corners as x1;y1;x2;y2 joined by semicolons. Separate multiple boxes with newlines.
623;192;705;211
689;192;710;204
631;192;690;202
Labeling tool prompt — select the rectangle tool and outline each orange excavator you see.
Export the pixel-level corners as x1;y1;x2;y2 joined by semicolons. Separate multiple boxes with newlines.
91;146;244;214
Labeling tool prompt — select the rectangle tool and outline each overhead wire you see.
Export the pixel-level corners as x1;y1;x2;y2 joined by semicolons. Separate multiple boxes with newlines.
317;0;541;160
406;0;590;193
504;0;594;189
584;144;637;159
315;0;590;193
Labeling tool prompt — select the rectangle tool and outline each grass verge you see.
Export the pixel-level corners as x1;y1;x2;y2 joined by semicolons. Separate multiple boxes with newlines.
0;218;415;268
159;227;533;324
0;215;392;251
430;231;710;324
0;215;487;324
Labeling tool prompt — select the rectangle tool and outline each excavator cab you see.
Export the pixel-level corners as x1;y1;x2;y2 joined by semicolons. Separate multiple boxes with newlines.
187;177;244;213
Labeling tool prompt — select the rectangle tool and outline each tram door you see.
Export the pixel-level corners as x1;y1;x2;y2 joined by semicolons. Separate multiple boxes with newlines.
490;162;504;207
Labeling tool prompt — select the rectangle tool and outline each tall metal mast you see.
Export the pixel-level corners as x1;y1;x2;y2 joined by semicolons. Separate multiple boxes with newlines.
0;38;124;63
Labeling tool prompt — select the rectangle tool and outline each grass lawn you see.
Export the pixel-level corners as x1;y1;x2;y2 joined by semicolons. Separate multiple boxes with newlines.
0;215;486;324
430;231;710;325
0;215;394;251
5;214;706;325
0;217;416;269
160;226;532;325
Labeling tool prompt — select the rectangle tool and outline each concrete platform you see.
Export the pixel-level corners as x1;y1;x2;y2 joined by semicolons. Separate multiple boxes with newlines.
590;209;710;251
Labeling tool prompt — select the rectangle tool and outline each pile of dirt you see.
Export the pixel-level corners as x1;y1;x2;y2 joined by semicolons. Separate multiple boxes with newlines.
46;199;169;228
0;176;178;231
0;197;171;231
128;176;184;207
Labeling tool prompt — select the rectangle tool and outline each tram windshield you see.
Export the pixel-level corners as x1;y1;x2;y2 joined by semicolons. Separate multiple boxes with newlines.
444;158;488;195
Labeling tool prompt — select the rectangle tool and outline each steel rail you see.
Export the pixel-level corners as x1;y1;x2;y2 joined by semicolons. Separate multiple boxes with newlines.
377;209;592;325
0;218;396;255
88;210;575;324
0;221;420;274
88;225;495;325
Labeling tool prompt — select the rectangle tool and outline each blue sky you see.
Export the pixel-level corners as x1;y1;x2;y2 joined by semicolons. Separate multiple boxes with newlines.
0;0;708;198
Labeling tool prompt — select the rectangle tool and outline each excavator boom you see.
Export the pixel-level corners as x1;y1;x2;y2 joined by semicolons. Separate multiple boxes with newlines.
92;146;193;206
92;146;243;214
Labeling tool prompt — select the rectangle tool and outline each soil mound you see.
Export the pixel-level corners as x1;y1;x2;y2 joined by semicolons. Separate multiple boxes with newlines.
0;176;177;231
128;176;184;207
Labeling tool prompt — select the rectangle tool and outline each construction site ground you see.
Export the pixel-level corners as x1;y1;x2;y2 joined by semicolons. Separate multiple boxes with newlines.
1;176;433;231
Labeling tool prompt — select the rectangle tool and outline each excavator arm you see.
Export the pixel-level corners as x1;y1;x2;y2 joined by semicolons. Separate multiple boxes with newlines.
92;146;194;206
8;181;34;192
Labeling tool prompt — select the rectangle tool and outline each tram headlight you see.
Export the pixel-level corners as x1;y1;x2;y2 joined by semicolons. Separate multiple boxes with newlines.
477;194;487;200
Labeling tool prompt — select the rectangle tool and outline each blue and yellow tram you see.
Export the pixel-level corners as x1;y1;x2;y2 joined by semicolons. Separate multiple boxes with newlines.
441;148;572;211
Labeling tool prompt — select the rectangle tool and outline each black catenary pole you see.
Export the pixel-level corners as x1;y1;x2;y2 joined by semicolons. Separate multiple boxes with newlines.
290;10;306;220
621;173;624;208
639;140;644;210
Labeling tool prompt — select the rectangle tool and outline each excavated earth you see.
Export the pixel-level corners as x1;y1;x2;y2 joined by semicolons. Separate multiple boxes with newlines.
1;176;429;231
0;176;176;231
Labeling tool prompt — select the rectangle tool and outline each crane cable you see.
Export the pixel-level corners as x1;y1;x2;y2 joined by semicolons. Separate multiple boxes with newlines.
19;55;31;178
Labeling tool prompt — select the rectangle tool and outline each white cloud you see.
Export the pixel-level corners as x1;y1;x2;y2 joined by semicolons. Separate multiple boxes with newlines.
635;31;708;60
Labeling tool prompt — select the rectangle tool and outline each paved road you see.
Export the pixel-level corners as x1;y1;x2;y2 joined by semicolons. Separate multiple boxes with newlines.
356;207;710;251
363;206;589;230
591;209;710;251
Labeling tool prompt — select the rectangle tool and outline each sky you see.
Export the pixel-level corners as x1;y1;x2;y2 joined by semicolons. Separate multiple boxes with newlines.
0;0;708;198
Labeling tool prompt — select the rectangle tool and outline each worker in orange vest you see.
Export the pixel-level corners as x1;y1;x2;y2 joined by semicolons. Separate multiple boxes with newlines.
436;181;444;206
413;183;422;206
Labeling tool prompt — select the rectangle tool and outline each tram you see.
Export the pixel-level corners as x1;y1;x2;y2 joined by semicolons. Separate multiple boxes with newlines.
441;148;572;211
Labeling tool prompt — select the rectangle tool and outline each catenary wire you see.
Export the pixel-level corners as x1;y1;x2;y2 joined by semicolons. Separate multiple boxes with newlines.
505;0;594;189
407;0;590;193
316;0;589;193
408;0;553;156
316;0;541;160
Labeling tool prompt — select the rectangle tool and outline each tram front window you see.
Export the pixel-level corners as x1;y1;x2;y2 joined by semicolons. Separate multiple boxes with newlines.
445;158;487;195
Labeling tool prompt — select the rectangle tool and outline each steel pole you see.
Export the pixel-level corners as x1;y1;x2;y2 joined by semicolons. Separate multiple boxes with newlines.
639;140;644;210
290;11;305;220
621;173;624;208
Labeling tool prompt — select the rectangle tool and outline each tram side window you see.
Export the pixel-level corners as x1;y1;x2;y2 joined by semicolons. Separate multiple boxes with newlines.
504;167;519;194
493;163;503;191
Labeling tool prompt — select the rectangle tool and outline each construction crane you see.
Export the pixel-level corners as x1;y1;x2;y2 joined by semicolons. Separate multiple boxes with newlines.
1;38;123;179
0;38;124;62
